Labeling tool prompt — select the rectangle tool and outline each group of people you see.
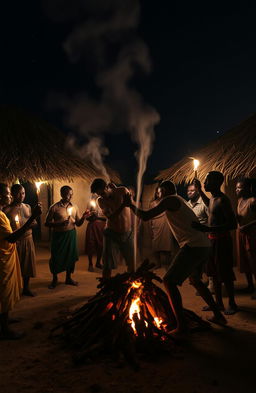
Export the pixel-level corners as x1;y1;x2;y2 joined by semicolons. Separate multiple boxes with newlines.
90;172;256;335
1;171;256;339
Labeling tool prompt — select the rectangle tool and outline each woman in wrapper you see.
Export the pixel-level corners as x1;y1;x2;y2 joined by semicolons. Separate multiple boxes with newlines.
236;178;256;298
4;184;37;297
85;197;106;272
0;183;42;339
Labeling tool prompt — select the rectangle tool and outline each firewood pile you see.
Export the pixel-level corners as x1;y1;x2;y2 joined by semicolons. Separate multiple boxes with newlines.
51;261;210;368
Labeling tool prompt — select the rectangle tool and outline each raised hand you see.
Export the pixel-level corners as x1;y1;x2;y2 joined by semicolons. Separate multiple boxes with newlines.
82;209;91;219
193;178;202;191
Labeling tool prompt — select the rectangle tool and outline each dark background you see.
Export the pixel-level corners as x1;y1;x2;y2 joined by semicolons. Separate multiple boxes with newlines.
1;1;256;185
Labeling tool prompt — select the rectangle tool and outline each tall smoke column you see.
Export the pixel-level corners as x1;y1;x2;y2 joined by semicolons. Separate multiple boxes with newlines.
66;135;110;182
44;0;161;266
132;114;158;267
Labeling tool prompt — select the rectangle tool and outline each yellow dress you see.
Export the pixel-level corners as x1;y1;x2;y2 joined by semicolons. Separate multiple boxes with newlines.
0;211;22;313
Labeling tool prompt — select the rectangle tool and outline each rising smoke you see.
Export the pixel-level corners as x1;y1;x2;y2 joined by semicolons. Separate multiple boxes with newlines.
44;0;160;185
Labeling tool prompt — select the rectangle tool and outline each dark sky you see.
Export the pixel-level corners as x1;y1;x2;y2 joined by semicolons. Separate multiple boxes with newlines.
1;1;256;185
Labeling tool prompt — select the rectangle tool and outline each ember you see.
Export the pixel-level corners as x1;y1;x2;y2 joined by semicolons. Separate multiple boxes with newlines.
51;261;210;367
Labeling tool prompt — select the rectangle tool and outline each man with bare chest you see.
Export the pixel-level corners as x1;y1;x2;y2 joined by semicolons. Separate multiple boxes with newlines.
90;179;134;278
193;171;238;315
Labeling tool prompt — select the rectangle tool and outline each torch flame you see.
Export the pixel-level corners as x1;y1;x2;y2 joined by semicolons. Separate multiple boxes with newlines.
35;181;45;194
90;200;97;209
15;215;19;223
67;207;73;216
193;159;200;171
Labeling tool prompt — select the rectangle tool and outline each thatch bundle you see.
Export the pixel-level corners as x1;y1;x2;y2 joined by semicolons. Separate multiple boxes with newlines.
0;106;119;183
156;113;256;184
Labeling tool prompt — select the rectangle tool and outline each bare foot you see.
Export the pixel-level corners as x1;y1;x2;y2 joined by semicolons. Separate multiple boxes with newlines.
22;289;36;297
224;304;238;315
65;279;78;286
48;280;58;289
207;315;227;326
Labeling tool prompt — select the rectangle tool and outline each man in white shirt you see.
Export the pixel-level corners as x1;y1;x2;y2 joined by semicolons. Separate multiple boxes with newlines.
125;181;226;335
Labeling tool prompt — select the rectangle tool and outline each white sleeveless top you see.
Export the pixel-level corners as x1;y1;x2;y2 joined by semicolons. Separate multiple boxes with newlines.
165;195;210;248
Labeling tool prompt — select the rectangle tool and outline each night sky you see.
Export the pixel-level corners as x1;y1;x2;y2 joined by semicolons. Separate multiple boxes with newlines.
1;0;256;185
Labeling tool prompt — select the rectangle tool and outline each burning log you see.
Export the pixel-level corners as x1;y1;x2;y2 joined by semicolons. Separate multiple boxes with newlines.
51;261;210;367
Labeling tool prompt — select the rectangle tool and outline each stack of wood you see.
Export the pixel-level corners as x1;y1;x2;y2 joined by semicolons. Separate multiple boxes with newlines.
51;261;210;367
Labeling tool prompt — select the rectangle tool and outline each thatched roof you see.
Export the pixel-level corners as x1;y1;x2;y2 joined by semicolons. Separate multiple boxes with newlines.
0;106;120;183
156;113;256;184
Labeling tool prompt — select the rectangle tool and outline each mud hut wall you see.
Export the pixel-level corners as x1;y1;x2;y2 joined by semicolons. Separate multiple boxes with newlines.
39;183;51;242
52;178;91;254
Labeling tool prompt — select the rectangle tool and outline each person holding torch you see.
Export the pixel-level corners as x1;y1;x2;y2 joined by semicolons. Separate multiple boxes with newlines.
85;197;106;272
45;185;89;289
0;183;42;339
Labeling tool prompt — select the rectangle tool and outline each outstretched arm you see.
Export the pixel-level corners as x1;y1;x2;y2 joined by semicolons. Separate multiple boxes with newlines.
128;196;180;221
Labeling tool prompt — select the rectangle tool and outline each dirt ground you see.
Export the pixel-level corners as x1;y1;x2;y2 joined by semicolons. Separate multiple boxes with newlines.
1;244;256;393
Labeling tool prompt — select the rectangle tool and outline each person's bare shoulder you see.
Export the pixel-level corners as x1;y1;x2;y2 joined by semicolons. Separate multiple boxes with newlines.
97;196;105;208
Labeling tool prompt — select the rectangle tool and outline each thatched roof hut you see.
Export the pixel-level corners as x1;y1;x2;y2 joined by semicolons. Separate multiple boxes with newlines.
0;105;119;183
156;113;256;184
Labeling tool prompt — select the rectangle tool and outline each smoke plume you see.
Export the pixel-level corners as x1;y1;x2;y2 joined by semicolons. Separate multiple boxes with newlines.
45;0;160;185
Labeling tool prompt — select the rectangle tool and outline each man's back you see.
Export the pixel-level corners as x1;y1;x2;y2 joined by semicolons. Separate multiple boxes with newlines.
208;193;235;229
165;195;210;248
98;186;131;233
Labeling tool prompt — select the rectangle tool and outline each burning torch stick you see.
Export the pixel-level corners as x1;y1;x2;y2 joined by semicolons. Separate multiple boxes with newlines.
90;199;97;210
35;181;44;198
15;214;20;229
193;158;200;179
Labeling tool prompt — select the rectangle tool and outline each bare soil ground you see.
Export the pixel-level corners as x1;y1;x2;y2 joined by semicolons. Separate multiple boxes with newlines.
1;244;256;393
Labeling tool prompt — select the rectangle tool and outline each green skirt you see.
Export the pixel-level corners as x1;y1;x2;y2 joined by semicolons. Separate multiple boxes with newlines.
49;229;78;275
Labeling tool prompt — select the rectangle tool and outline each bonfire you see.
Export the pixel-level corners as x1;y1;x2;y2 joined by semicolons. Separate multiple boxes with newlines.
51;261;210;368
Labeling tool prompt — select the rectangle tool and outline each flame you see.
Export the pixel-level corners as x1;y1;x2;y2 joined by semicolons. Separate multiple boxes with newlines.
154;317;163;329
35;181;45;194
131;281;142;289
129;297;141;333
193;159;199;171
90;200;97;209
128;280;165;335
67;207;73;216
15;215;19;224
